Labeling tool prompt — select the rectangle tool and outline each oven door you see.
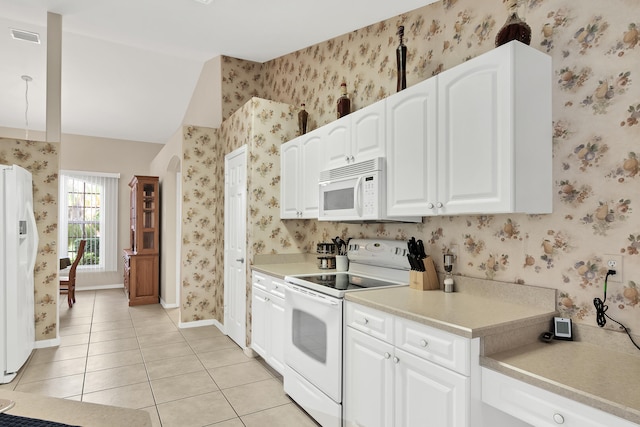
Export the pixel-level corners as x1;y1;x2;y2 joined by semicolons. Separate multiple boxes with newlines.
284;283;343;403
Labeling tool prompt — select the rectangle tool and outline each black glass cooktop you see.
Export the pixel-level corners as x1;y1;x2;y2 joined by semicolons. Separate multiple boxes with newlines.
293;273;400;291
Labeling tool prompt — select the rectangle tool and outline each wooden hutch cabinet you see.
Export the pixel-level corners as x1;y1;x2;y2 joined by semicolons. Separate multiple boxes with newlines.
123;175;159;306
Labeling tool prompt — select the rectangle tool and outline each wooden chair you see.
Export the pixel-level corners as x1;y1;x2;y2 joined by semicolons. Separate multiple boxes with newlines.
60;239;86;308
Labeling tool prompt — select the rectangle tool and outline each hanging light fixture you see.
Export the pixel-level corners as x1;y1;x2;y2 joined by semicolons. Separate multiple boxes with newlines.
21;75;32;141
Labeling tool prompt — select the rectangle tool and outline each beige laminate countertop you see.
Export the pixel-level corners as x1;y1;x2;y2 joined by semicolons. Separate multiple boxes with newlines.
480;340;640;425
252;262;327;279
344;286;556;339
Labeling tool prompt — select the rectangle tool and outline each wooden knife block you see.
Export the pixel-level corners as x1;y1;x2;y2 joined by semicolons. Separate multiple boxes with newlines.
409;257;440;291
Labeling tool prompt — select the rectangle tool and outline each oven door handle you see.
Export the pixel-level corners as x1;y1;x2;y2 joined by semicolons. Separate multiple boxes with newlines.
286;284;340;306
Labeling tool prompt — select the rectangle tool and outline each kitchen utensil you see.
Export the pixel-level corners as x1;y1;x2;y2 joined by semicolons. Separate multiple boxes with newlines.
407;237;426;271
416;239;426;271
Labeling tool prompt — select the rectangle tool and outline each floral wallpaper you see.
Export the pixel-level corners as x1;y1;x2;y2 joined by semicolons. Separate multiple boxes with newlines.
0;138;59;340
180;126;222;323
184;0;640;348
220;56;264;123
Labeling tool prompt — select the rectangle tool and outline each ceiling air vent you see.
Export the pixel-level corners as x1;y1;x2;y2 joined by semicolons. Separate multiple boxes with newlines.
191;0;213;4
11;29;41;44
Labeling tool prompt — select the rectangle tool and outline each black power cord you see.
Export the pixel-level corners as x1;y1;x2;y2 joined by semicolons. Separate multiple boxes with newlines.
593;269;640;351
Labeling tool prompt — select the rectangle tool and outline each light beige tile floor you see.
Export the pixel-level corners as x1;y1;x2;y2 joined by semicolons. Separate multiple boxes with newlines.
3;289;319;427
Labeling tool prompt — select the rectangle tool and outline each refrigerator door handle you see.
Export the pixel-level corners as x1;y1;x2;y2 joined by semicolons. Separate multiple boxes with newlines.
26;202;39;272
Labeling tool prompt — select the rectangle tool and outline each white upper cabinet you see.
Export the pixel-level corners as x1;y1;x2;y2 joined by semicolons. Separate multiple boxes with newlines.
386;41;552;217
322;101;386;171
280;132;322;219
437;40;552;215
386;78;439;216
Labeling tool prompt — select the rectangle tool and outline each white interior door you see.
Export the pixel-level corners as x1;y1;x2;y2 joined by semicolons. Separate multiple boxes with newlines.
224;146;247;348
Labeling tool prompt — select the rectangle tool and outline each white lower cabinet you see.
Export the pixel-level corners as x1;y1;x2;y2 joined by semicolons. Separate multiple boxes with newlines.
344;302;528;427
344;302;468;427
344;327;394;427
482;368;638;427
395;347;468;427
251;272;285;375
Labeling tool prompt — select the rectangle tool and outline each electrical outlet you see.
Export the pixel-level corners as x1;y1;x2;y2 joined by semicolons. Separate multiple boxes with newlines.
604;254;622;283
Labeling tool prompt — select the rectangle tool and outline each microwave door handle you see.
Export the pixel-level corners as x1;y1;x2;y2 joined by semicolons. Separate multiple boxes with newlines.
355;176;363;217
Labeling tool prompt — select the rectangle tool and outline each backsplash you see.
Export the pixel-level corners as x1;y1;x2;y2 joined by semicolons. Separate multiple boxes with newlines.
0;138;59;340
214;0;640;337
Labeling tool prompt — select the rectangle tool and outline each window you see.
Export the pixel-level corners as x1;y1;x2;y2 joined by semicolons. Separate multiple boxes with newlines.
59;171;119;271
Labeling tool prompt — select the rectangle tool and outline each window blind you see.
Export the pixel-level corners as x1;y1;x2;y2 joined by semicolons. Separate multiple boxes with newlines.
58;170;120;272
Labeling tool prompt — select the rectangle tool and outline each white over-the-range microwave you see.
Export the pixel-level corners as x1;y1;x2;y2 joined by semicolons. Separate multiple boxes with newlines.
318;157;421;223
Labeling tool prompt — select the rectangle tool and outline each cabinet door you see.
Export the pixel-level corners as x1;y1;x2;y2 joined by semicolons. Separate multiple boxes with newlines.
300;133;321;218
267;295;286;375
322;115;351;170
351;101;386;163
395;348;469;427
386;78;438;216
437;47;512;215
344;327;394;427
280;139;301;219
251;286;269;358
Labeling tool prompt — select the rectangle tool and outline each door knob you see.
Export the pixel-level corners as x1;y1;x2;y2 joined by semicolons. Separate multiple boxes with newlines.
236;258;245;263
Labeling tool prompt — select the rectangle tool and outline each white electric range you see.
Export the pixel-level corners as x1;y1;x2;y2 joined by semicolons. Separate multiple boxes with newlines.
283;239;411;427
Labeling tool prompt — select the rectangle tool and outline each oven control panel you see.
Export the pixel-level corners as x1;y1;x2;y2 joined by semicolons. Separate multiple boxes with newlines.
347;239;410;270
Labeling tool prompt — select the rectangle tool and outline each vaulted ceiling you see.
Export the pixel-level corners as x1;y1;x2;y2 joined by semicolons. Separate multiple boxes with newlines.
0;0;436;143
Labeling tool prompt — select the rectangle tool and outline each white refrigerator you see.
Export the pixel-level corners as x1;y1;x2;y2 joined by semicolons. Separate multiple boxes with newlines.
0;164;39;384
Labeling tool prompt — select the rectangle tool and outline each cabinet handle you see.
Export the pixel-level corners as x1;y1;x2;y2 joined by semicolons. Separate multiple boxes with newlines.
436;202;443;208
350;155;355;162
420;339;428;347
345;156;350;162
393;356;399;364
363;318;369;324
236;258;244;263
553;413;565;424
384;352;391;359
427;203;434;209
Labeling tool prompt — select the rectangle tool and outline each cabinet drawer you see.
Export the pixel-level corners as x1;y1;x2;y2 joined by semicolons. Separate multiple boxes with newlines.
252;272;270;292
345;302;394;343
270;278;286;299
482;368;638;427
395;317;470;376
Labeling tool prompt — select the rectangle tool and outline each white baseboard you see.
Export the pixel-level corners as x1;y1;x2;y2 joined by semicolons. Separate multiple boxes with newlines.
35;337;61;349
178;318;224;333
160;298;179;309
